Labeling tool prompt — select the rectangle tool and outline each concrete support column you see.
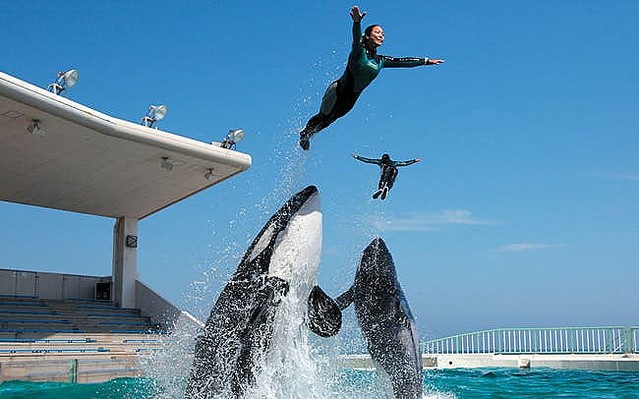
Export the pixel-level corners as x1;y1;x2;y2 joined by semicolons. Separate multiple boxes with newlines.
112;216;139;308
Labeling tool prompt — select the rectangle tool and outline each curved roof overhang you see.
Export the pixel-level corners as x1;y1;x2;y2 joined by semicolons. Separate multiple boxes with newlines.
0;72;251;219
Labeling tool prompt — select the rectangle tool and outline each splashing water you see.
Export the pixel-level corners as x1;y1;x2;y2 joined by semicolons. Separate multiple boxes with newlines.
246;287;334;398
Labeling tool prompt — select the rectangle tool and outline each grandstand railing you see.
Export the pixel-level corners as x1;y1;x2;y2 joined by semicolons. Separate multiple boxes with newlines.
421;326;638;355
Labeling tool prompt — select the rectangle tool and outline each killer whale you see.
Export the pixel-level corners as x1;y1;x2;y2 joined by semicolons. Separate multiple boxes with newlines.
184;185;342;398
336;237;423;399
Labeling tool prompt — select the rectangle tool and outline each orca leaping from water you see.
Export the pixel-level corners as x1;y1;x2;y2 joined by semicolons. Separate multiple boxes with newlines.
184;185;342;398
336;237;423;399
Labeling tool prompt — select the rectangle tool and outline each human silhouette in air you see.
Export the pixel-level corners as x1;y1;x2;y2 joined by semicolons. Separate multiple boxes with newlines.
299;5;444;150
352;153;422;200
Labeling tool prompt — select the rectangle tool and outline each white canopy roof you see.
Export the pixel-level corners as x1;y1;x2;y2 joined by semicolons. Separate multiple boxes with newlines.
0;72;251;219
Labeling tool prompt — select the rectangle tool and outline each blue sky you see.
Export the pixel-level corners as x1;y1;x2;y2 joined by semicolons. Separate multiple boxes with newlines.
1;1;638;339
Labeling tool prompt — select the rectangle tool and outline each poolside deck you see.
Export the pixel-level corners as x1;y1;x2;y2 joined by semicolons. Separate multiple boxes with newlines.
343;326;639;372
342;353;639;371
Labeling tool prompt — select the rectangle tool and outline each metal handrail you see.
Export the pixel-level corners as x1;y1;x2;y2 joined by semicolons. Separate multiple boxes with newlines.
421;326;639;355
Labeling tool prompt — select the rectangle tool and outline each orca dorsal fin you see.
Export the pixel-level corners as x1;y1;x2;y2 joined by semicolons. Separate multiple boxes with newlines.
335;286;354;310
307;286;342;337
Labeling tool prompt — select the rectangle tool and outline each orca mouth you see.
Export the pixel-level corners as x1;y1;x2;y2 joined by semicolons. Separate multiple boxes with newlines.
285;185;318;216
244;185;320;267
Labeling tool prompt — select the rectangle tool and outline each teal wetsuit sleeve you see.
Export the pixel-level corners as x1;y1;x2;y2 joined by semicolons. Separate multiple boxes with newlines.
394;159;419;167
352;21;362;49
354;155;381;165
380;56;427;68
350;21;365;62
347;21;365;74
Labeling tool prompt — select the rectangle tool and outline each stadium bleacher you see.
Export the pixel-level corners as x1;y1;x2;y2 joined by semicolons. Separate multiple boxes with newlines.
0;296;169;382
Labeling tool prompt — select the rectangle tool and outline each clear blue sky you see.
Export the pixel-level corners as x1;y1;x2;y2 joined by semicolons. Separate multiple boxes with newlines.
2;1;638;339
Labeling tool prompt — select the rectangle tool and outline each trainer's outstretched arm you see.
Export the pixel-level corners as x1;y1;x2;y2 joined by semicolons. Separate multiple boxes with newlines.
352;153;381;165
395;158;423;167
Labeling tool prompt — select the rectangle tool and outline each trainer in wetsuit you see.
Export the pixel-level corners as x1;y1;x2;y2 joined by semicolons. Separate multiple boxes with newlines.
299;5;444;151
352;153;422;200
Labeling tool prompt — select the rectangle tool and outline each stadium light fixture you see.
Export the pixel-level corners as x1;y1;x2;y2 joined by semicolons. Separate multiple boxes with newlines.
204;168;215;181
220;129;245;149
26;119;45;136
142;105;167;128
160;156;173;171
48;69;79;95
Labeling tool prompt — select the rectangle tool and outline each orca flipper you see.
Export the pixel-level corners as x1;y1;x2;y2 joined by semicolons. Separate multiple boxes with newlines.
335;286;354;310
307;286;342;337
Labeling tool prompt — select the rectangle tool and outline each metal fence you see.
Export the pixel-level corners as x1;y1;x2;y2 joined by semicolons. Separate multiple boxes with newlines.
421;327;639;355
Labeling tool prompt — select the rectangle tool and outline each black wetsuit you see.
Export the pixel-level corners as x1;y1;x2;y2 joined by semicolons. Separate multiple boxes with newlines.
353;154;420;199
300;21;428;148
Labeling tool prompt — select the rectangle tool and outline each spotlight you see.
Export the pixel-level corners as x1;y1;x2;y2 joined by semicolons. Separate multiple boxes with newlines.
220;129;245;149
26;119;46;136
47;69;79;95
204;168;215;181
142;105;168;128
160;156;173;171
